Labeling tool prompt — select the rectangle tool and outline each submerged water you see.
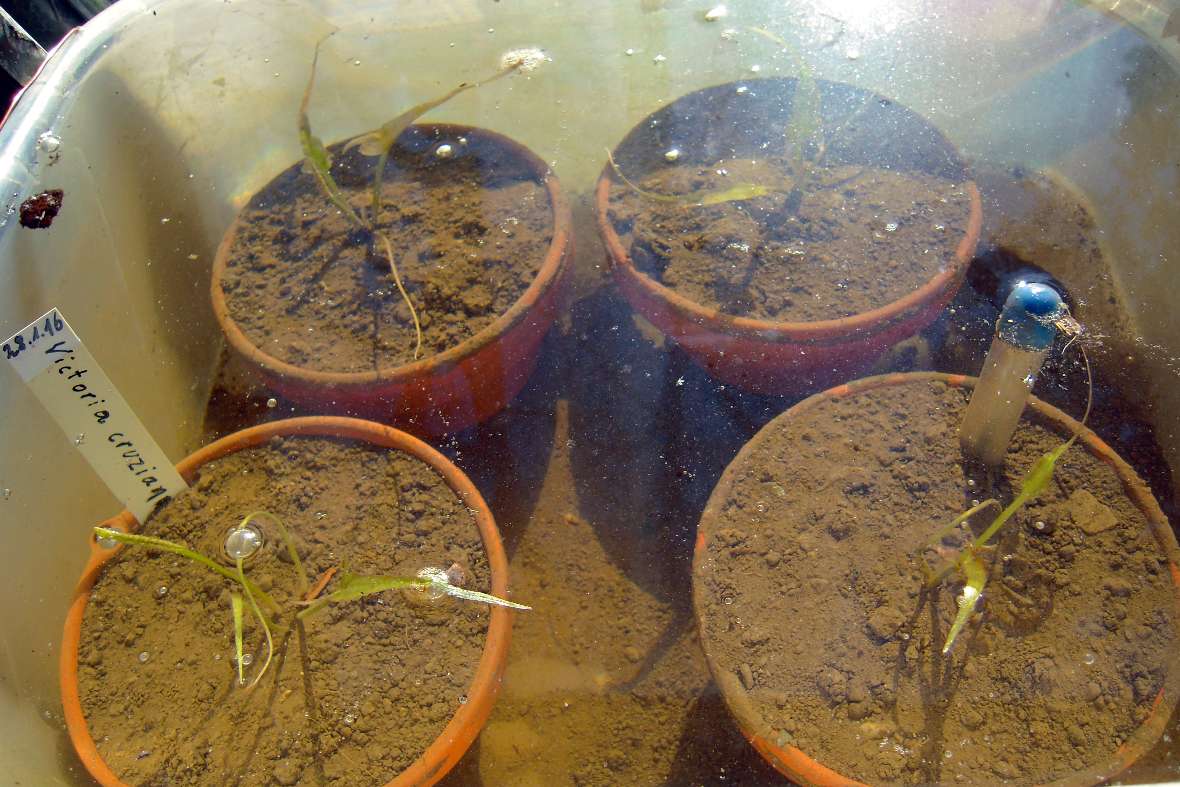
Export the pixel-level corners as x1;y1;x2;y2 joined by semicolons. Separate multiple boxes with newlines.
4;1;1180;785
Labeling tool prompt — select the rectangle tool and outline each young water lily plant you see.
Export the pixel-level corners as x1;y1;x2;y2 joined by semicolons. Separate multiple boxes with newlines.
607;27;866;214
299;39;547;359
923;317;1090;654
94;510;528;689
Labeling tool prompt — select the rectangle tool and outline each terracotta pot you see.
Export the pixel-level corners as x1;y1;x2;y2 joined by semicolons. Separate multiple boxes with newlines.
61;416;514;787
693;372;1180;786
595;80;983;395
211;124;573;435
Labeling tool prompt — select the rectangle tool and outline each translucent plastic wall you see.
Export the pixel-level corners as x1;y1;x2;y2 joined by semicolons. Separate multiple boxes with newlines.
1;0;1179;783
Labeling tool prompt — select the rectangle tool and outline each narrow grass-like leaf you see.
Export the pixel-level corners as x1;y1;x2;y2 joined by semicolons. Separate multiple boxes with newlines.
238;557;273;690
231;593;245;685
299;38;363;228
607;150;773;207
942;551;987;654
93;526;278;612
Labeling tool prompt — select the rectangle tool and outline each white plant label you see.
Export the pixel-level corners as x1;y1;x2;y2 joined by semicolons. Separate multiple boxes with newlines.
3;308;187;520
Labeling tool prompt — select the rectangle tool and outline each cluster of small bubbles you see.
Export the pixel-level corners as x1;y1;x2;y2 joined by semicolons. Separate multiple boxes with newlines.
884;221;899;232
74;433;86;446
1083;652;1096;665
138;651;150;664
434;143;454;159
37;132;62;158
500;47;547;72
265;397;277;409
155;585;168;598
664;148;681;162
653;54;667;63
704;4;728;21
97;532;120;549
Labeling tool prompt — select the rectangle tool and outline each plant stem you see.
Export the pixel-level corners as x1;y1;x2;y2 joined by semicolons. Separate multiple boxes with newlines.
238;557;274;690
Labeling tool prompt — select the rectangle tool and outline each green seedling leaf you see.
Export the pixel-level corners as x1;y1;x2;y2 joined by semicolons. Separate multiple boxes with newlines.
607;150;773;207
942;550;987;654
923;498;999;588
296;568;531;620
237;557;273;690
93;526;278;612
345;60;521;218
231;593;245;686
242;511;308;593
299;38;363;228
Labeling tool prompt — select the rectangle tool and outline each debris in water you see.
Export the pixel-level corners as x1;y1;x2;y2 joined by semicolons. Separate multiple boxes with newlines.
18;189;64;229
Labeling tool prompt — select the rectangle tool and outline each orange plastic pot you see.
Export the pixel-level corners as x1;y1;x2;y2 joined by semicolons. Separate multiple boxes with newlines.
61;416;515;787
595;80;983;395
212;124;573;436
693;372;1180;786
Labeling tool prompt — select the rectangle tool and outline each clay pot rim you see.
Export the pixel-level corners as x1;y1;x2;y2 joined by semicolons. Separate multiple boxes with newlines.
692;372;1180;787
594;78;984;344
60;415;515;787
210;123;572;389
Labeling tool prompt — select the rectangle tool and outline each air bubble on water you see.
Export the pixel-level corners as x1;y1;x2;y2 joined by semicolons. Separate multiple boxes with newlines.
749;64;762;73
353;59;361;66
755;501;767;513
160;217;171;224
624;48;636;56
2;488;10;500
37;132;61;156
1083;652;1096;665
97;533;119;549
1033;520;1046;531
934;223;945;231
315;511;327;520
723;596;734;605
239;652;254;667
720;28;739;41
735;85;749;94
343;713;356;725
265;397;277;409
224;524;263;561
138;651;150;664
664;148;681;162
966;479;975;487
458;694;469;705
704;4;728;21
884;221;898;232
458;136;469;146
845;47;862;60
155;585;168;598
487;27;495;34
435;144;454;159
653;54;667;63
74;433;85;446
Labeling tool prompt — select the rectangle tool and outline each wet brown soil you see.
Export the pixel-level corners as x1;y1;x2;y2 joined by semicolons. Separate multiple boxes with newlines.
218;126;552;373
65;161;1180;786
76;436;491;786
607;155;973;322
697;380;1177;785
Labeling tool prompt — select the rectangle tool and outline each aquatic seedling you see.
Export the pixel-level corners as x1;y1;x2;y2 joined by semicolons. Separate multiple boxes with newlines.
94;510;528;688
299;41;546;360
924;321;1091;655
608;27;866;214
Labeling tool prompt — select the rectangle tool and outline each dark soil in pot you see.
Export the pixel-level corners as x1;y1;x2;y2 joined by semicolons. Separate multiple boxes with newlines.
695;377;1178;785
217;125;552;372
605;78;975;322
76;435;490;786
